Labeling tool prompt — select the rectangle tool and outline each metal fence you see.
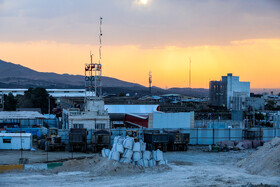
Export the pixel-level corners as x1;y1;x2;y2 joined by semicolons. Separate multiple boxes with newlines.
58;127;280;146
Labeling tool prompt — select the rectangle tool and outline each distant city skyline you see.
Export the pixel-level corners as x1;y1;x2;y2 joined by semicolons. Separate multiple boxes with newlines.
0;0;280;89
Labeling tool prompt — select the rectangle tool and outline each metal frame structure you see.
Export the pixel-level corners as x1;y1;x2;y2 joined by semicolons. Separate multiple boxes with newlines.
84;17;103;98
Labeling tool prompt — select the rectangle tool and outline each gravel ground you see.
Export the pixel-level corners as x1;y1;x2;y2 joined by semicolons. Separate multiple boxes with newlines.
0;147;279;187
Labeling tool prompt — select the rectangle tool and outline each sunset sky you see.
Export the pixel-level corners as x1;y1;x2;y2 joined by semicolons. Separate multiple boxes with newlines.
0;0;280;88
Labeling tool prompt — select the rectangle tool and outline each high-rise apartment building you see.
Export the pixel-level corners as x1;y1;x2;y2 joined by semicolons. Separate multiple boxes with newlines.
209;73;250;110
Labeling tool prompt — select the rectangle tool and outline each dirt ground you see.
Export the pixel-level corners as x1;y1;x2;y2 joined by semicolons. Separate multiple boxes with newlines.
0;149;92;165
0;147;279;187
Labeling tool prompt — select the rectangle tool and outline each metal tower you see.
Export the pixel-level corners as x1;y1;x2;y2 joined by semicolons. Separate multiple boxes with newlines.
149;70;152;95
84;17;103;98
189;57;191;88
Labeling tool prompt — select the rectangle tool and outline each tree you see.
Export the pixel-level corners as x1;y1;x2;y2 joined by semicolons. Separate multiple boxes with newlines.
4;93;17;111
265;100;276;111
19;87;56;114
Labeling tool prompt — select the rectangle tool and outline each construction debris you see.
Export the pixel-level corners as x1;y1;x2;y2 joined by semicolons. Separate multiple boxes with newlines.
102;136;168;167
237;137;280;176
208;139;264;152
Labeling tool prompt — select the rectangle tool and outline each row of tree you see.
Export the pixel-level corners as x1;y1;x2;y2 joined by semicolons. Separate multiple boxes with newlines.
1;87;56;114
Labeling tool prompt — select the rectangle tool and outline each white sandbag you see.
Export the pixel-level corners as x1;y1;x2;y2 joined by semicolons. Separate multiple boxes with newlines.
102;148;107;158
122;149;133;159
123;136;134;150
143;151;151;160
101;148;110;158
133;142;141;152
108;151;120;161
157;160;168;165
114;136;125;144
112;143;124;153
137;159;149;167
140;140;146;151
120;158;132;164
148;159;156;167
105;149;110;157
153;149;164;161
133;151;142;162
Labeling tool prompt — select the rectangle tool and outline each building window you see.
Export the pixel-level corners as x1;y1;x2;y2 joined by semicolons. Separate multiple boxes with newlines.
95;123;105;129
3;138;11;143
73;124;84;128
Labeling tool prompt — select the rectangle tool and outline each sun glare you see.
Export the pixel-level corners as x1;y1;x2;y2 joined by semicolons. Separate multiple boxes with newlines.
139;0;148;5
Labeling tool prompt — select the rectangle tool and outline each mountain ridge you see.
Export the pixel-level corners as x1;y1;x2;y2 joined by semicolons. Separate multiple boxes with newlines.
0;59;209;97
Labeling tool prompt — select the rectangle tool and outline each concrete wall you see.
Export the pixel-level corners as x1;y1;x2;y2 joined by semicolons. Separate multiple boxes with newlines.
152;112;193;128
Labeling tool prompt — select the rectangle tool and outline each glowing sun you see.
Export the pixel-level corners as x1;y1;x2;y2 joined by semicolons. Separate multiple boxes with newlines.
139;0;148;5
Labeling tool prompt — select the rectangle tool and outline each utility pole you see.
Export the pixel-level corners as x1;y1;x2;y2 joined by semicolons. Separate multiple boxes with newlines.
48;96;50;114
1;94;4;110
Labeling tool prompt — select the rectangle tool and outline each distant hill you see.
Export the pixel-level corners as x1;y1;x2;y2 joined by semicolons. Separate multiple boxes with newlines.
0;59;209;97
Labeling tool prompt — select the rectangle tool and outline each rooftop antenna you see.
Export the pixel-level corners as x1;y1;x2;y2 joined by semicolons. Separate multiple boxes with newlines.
84;17;103;98
149;70;152;95
99;17;103;64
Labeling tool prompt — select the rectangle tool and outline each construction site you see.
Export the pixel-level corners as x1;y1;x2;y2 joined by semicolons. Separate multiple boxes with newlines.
1;17;280;187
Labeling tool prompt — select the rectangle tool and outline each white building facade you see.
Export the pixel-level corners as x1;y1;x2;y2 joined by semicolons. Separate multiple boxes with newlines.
66;97;110;130
210;73;250;110
152;111;194;129
222;73;250;110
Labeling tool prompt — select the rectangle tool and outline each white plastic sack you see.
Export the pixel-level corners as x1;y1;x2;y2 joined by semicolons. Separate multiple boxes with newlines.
112;143;124;154
101;148;110;158
143;151;151;160
114;136;125;144
122;149;133;159
137;159;149;167
153;149;164;161
108;151;120;161
120;158;132;164
157;160;168;165
123;136;134;150
133;142;141;152
148;159;156;167
140;140;146;152
133;151;142;162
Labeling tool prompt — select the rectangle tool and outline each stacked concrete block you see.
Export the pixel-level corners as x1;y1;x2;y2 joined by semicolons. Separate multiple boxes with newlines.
102;136;167;167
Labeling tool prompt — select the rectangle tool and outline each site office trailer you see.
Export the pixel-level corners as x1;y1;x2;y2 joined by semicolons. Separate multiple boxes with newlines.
0;133;32;150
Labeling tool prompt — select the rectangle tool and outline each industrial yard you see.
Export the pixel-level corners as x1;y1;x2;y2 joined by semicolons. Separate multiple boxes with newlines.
1;140;280;187
1;1;280;186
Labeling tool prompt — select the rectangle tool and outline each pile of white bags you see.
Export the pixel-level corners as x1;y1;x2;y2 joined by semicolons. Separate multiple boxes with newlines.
101;136;167;167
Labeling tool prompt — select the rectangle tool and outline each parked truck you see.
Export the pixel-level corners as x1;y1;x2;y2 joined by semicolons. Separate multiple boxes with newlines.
92;129;111;153
144;131;169;152
69;128;87;152
164;130;190;151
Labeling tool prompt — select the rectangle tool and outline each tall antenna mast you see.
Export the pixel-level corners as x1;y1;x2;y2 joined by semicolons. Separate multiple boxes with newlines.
149;70;152;95
99;17;103;64
85;17;103;98
189;57;191;88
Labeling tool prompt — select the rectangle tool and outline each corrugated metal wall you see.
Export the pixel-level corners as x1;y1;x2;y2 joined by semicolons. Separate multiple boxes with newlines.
58;127;280;146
